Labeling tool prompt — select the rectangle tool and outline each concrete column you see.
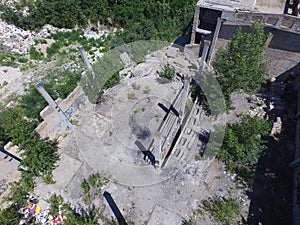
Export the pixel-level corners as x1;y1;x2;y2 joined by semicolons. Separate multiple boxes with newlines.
199;40;210;73
78;45;95;78
291;20;300;31
154;131;162;167
179;75;191;118
207;17;222;65
35;83;72;127
275;17;283;28
190;5;201;45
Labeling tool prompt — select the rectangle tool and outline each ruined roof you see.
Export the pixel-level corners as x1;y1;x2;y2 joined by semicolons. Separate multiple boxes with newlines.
198;0;256;10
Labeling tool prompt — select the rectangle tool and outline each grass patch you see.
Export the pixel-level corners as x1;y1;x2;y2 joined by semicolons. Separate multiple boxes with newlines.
127;92;136;100
132;82;141;90
143;86;151;94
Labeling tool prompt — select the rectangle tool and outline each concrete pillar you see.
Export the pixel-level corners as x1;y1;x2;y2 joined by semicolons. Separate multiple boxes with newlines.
179;75;191;118
207;17;222;65
35;83;72;127
199;40;210;73
190;5;201;45
291;20;300;31
265;33;274;47
78;45;95;78
154;131;162;167
275;17;283;28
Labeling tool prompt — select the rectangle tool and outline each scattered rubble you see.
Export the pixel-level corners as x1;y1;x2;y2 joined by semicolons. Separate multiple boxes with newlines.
0;18;110;55
18;195;66;225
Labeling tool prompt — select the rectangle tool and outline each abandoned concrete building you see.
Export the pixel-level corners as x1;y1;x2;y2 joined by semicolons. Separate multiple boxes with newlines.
187;1;300;225
2;0;300;224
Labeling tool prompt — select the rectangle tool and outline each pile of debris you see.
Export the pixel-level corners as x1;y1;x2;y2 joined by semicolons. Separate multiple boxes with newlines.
18;195;65;225
0;17;110;55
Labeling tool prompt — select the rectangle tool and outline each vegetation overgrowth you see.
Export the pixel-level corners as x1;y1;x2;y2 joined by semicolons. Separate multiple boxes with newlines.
0;0;196;43
217;114;270;181
214;23;270;103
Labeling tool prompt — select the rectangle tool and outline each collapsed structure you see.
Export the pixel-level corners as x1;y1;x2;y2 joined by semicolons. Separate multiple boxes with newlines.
1;0;300;224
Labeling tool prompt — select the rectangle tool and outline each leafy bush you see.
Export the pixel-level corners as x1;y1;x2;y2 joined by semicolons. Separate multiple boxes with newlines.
0;205;19;225
203;196;241;225
127;93;136;100
0;53;20;67
159;64;175;82
48;195;104;225
29;46;43;60
0;109;59;205
132;82;141;90
143;86;151;94
46;41;64;58
217;114;270;181
81;173;110;204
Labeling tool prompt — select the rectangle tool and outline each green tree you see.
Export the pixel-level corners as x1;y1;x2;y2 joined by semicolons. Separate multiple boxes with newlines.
0;0;196;42
213;23;270;99
0;108;59;180
217;114;270;180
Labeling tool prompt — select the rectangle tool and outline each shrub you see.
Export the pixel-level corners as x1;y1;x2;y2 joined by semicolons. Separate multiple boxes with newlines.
217;114;270;181
159;64;175;82
127;93;136;100
132;82;141;90
143;86;151;94
29;46;43;60
203;196;241;225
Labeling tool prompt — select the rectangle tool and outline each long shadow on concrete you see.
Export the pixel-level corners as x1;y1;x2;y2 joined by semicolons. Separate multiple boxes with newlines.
246;70;296;224
135;140;155;166
103;191;128;225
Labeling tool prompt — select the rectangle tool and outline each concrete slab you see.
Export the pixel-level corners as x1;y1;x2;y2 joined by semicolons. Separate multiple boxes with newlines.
52;153;82;187
147;205;183;225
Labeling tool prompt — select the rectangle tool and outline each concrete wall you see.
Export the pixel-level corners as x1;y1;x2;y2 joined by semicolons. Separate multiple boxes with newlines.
35;86;87;140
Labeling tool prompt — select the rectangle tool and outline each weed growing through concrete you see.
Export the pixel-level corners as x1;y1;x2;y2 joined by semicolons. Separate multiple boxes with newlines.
155;114;161;122
132;82;141;90
128;92;136;100
143;86;151;94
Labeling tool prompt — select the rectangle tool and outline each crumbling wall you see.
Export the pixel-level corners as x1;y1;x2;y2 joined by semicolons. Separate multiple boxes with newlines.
35;86;87;140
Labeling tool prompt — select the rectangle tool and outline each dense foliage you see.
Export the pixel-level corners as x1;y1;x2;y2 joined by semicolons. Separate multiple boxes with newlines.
0;205;19;225
217;114;270;181
0;0;196;42
0;109;59;176
203;196;242;225
213;23;270;99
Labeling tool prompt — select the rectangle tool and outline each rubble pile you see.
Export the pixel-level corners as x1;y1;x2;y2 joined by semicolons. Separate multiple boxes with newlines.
18;195;66;225
0;18;110;55
0;19;34;54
